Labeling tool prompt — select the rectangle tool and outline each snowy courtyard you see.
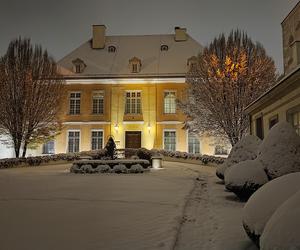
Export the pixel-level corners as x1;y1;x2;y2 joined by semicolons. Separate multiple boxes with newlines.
0;161;256;250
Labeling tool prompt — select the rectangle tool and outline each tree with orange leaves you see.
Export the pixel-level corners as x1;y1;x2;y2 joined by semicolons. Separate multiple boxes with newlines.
0;38;65;157
179;30;277;146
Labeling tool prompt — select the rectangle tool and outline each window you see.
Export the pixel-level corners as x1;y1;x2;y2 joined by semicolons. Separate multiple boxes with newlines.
188;133;200;154
164;130;176;151
125;91;142;114
160;45;169;51
287;106;300;135
255;116;264;140
108;45;116;53
72;58;86;73
92;91;104;114
91;130;104;150
269;115;279;129
42;141;55;154
164;91;176;114
215;145;228;155
68;131;80;153
69;92;81;115
129;57;142;73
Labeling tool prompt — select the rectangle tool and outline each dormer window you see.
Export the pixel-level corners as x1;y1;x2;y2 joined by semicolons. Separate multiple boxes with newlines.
129;57;142;73
161;45;169;51
108;45;116;53
72;58;86;74
187;56;198;72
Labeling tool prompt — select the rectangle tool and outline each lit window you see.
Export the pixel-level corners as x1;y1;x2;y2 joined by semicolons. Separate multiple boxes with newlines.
91;130;104;150
164;91;176;114
125;91;142;114
215;145;228;155
188;133;200;154
164;130;176;151
42;141;55;154
160;45;169;51
92;91;104;114
69;92;81;115
68;131;80;153
108;45;116;53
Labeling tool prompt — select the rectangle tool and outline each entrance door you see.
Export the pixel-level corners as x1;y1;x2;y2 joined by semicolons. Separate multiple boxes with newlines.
125;131;141;148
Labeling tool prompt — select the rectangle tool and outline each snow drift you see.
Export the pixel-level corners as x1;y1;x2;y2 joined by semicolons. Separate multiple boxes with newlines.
243;172;300;246
216;135;261;180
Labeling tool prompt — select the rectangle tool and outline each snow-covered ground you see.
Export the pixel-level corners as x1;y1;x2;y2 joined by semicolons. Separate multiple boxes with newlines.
0;161;255;250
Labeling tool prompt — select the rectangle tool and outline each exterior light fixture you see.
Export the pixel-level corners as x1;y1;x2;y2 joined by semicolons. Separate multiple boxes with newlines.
114;123;119;132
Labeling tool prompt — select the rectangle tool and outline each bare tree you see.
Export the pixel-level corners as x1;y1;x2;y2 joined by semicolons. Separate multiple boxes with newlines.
0;38;65;157
179;30;277;146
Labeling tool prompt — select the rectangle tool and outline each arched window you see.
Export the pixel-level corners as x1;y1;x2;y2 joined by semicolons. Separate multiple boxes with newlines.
108;45;116;53
129;57;142;73
160;45;169;51
72;58;86;73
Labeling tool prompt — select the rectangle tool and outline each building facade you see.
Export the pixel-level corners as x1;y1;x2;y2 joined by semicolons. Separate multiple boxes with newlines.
245;2;300;138
49;26;230;156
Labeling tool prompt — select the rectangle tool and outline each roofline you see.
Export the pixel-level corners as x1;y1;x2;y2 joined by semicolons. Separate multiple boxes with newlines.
60;74;187;80
281;1;300;24
245;65;300;113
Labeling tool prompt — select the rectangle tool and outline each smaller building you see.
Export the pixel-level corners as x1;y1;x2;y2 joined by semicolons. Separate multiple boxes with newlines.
245;2;300;138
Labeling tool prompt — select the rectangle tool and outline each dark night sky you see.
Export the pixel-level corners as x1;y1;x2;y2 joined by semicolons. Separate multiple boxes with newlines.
0;0;298;73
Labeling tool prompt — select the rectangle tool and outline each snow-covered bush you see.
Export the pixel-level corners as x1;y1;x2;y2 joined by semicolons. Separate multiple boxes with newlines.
129;164;144;173
216;135;261;180
224;160;268;200
243;172;300;246
95;164;111;173
130;155;139;160
260;189;300;250
112;164;128;174
70;164;82;173
256;121;300;180
80;164;94;173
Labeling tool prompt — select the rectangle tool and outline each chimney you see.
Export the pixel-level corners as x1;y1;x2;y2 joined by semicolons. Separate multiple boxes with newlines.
92;25;106;49
174;27;187;42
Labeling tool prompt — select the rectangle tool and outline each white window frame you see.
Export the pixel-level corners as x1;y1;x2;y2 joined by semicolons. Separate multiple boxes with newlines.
69;92;81;115
67;130;81;153
187;131;201;154
92;90;104;115
164;90;176;114
125;90;142;114
163;129;177;151
91;129;104;150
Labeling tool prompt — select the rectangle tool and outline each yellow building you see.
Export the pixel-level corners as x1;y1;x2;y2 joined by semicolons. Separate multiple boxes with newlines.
38;25;230;156
245;3;300;138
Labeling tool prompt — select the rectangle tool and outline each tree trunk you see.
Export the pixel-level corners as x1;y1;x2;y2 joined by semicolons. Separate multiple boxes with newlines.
22;142;28;158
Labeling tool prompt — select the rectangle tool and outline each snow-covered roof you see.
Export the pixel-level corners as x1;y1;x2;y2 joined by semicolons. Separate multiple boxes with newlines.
58;34;203;79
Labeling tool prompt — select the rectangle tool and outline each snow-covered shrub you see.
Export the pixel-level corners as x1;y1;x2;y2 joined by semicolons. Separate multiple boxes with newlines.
216;135;261;180
224;160;268;200
112;164;128;174
137;148;153;164
130;155;139;160
80;164;93;173
95;164;111;173
243;172;300;246
256;121;300;180
70;164;82;174
129;164;144;173
260;189;300;250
